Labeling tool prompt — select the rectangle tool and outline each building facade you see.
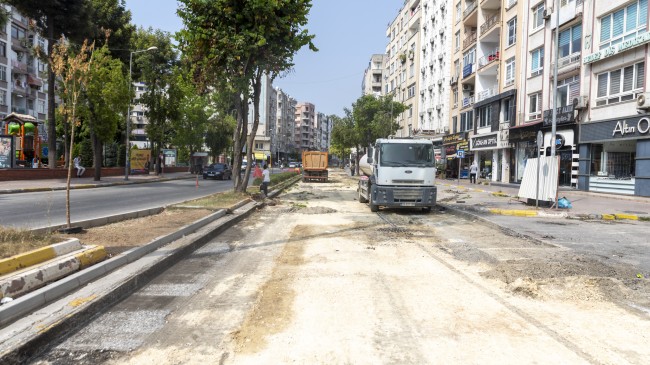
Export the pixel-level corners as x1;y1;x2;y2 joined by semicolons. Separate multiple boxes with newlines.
386;0;423;137
248;74;277;162
294;102;315;153
274;88;296;164
129;82;151;149
362;54;387;96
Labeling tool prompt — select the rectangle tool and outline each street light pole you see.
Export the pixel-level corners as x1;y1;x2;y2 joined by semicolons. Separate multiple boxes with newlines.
551;0;560;158
124;46;157;181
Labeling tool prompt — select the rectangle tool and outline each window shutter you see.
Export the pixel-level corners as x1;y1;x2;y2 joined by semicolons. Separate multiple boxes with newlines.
609;69;621;95
612;9;625;37
597;73;608;97
623;66;634;92
600;15;611;42
570;81;580;100
531;50;539;70
636;62;645;89
626;3;638;32
559;29;570;47
572;25;582;52
641;0;648;28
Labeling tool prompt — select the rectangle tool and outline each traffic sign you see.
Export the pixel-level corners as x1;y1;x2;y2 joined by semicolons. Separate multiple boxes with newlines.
457;149;464;158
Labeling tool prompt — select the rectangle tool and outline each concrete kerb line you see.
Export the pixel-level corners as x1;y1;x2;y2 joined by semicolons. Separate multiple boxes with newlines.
0;239;82;277
0;201;260;363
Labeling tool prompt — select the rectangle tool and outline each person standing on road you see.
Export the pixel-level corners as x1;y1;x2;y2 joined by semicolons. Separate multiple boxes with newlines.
469;161;478;184
73;155;85;177
260;164;270;197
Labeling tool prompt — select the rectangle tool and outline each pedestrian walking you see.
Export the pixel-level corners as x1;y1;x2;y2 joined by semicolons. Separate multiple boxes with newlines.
260;164;270;197
73;155;85;177
469;161;478;184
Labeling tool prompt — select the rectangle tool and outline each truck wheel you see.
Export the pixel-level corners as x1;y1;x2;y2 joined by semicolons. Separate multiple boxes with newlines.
422;206;432;213
369;191;379;212
358;188;368;203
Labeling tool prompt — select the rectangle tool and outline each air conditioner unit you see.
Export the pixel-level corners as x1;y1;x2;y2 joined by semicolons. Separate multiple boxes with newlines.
637;93;650;109
450;76;458;85
436;104;442;110
437;79;443;85
439;28;444;35
438;53;444;60
543;9;551;20
462;84;474;91
573;96;589;110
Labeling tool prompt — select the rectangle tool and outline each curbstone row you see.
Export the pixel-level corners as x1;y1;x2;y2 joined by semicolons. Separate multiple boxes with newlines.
0;239;82;277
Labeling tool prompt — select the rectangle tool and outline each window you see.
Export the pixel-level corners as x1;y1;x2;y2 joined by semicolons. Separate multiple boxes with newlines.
0;65;5;82
600;0;648;49
0;41;5;57
530;47;544;76
38;100;46;114
453;88;458;107
477;105;491;128
528;92;542;120
456;2;461;23
452;116;458;133
559;24;581;58
409;62;415;78
0;89;6;106
460;110;474;131
407;84;416;98
556;75;580;107
11;25;25;40
532;2;545;30
503;97;515;123
454;59;460;77
505;57;515;86
596;62;644;106
463;48;476;66
455;31;460;51
507;17;517;46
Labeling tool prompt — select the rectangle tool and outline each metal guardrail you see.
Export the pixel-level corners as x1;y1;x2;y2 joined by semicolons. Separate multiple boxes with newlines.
463;1;477;19
478;50;500;69
480;14;500;35
463;32;477;50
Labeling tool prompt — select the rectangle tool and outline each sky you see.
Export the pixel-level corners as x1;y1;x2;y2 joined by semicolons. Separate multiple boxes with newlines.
125;0;402;117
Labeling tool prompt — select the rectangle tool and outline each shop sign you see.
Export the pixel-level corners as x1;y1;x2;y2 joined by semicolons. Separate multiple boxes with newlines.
445;145;457;155
543;104;575;127
443;132;466;145
470;134;498;150
457;141;469;151
0;135;15;168
583;32;650;64
580;115;650;143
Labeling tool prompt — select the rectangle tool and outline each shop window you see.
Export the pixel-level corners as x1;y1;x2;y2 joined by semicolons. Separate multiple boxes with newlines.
590;144;635;178
596;62;644;106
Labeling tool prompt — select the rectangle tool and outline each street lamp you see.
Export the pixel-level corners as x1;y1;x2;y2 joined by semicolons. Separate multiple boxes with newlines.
125;46;157;181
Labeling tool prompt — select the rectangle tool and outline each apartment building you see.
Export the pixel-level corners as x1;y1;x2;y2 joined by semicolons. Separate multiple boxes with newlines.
315;112;332;152
274;88;296;163
129;82;151;149
418;0;453;154
578;0;650;196
0;6;49;161
385;0;423;137
247;74;277;162
362;54;387;96
294;102;316;153
445;0;524;182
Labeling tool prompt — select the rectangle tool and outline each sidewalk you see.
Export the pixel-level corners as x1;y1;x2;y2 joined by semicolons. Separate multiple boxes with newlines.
437;178;650;221
0;171;195;194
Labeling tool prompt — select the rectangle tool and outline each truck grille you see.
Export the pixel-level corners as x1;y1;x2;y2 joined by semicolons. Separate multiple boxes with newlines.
393;189;424;202
392;179;424;184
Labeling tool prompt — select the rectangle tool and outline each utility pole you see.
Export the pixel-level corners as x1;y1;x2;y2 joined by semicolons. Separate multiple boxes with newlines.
550;0;560;158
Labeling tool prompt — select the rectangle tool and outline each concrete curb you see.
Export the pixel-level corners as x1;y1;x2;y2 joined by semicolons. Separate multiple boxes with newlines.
0;246;107;300
0;201;259;363
30;207;165;235
0;175;194;195
0;239;82;276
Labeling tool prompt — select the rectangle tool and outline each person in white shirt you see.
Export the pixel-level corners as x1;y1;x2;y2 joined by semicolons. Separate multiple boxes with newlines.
73;155;86;177
260;164;270;196
469;161;478;184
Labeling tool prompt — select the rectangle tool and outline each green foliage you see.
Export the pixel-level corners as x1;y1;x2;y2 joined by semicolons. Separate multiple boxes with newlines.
80;138;93;166
87;0;134;65
170;68;211;157
252;171;300;186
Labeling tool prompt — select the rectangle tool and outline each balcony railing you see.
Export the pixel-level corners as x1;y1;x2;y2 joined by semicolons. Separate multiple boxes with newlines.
462;96;475;109
554;52;581;69
480;14;500;36
463;31;477;50
463;1;477;19
478;50;500;69
11;60;27;73
463;63;475;78
476;88;498;102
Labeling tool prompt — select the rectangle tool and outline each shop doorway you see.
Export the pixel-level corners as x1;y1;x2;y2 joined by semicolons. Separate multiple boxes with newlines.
559;150;572;186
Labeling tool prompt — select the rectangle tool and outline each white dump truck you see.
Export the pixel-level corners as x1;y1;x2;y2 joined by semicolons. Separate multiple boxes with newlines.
357;138;437;212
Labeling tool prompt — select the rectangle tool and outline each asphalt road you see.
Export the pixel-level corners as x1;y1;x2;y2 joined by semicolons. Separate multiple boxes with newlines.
0;179;235;230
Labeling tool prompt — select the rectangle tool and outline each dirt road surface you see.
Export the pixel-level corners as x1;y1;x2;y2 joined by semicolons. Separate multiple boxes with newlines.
34;170;650;365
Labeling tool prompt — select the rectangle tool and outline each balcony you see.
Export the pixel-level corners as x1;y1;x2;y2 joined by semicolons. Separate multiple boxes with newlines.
11;60;27;74
552;52;581;75
462;96;475;109
477;50;499;70
480;13;500;37
11;107;27;114
463;2;477;20
463;31;477;50
462;63;475;78
476;87;497;102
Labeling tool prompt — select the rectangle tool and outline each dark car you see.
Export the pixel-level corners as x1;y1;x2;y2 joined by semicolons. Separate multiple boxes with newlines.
203;163;232;180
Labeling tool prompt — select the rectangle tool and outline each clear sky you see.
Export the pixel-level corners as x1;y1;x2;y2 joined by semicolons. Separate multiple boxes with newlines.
125;0;401;117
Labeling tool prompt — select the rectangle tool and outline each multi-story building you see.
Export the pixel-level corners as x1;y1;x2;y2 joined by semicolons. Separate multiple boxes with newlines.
315;112;332;152
385;0;423;137
418;0;453;160
0;5;49;159
578;0;649;196
294;102;315;153
248;74;277;163
129;82;151;149
445;0;524;182
362;54;387;96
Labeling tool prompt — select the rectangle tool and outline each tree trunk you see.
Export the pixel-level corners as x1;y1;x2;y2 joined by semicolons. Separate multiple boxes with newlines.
91;131;102;181
242;73;262;190
47;18;56;169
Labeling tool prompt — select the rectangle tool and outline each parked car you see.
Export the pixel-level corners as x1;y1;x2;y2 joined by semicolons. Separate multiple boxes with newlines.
241;161;248;173
203;163;232;180
288;162;298;168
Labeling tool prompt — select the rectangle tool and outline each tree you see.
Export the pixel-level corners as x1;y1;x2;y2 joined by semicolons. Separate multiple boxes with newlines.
177;0;317;192
87;0;134;65
51;38;94;229
5;0;91;168
132;27;179;173
83;43;129;181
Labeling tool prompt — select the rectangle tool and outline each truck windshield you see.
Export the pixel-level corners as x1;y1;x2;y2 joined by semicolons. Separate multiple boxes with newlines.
379;143;435;167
